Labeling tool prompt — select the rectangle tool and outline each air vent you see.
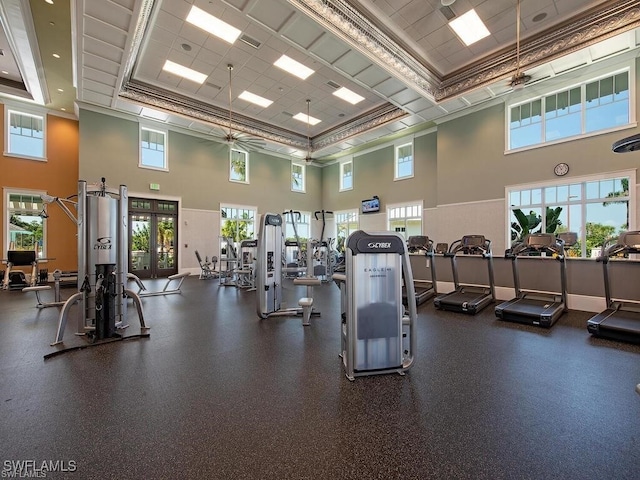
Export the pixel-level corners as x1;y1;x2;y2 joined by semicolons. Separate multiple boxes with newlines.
327;80;341;89
239;34;261;49
282;111;294;117
206;82;221;90
439;6;456;21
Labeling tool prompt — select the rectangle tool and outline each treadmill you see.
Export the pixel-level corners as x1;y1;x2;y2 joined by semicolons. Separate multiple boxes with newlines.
587;231;640;344
495;233;567;327
433;235;495;314
403;236;438;307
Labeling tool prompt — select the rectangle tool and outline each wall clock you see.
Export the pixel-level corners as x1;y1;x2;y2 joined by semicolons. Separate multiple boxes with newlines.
554;163;569;176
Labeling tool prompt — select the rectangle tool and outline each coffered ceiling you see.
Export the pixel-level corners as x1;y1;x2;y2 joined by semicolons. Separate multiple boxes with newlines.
1;0;639;163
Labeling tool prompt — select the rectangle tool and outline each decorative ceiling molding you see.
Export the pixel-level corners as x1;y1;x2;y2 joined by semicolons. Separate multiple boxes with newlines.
287;0;439;100
313;104;407;150
114;0;640;154
439;0;640;100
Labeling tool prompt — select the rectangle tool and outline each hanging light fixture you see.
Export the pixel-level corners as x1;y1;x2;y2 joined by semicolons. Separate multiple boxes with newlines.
510;0;531;90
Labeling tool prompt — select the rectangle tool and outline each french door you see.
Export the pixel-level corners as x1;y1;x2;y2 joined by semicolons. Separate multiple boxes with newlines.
129;198;178;279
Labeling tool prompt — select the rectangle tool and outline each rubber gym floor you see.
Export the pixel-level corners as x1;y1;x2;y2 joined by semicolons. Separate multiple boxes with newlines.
1;276;639;480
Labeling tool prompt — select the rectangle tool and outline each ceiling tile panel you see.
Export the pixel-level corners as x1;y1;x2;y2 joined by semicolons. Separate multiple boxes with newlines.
281;16;325;50
83;37;124;65
354;65;390;88
83;16;128;50
333;50;371;77
246;1;296;33
309;35;351;65
153;9;183;32
373;77;406;97
84;0;132;32
82;52;120;76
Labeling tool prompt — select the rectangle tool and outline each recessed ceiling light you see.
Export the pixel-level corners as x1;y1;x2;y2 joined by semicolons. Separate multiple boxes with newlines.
57;88;63;92
449;9;490;46
293;112;321;126
60;108;66;111
238;91;273;108
274;55;314;80
532;12;547;23
186;6;241;44
1;70;8;75
162;60;207;84
52;53;60;58
333;87;365;105
45;0;54;4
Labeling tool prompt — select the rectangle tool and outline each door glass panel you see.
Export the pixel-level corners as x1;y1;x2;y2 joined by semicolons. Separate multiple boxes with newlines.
157;216;175;270
131;215;151;271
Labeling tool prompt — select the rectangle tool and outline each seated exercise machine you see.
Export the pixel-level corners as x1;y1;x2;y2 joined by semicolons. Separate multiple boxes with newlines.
256;213;321;325
23;269;67;308
236;239;257;290
587;231;640;344
334;230;416;381
495;233;567;327
434;235;495;314
2;250;50;290
312;210;337;282
404;235;438;307
282;210;306;278
195;250;218;279
127;272;190;297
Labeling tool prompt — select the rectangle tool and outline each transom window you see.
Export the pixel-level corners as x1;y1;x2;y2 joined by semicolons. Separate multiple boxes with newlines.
6;110;45;160
335;210;359;253
388;202;423;239
340;160;353;191
229;149;249;183
507;172;633;258
508;70;631;150
395;142;414;180
140;127;167;170
5;189;46;258
291;162;306;193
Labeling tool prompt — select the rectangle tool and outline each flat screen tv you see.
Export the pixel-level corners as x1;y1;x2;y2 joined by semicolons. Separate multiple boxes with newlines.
361;197;380;214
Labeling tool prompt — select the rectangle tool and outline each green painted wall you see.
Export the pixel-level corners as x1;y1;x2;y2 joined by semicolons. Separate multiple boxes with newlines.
79;109;321;212
321;131;437;211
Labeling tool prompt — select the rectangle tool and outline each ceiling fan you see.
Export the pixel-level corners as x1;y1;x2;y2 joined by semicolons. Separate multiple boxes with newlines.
510;0;531;90
214;64;265;151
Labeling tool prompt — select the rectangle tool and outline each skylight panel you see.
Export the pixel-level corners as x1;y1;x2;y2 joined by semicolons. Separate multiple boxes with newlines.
238;91;273;108
186;6;241;44
293;112;321;126
273;55;314;80
449;9;490;46
333;87;365;105
162;60;207;84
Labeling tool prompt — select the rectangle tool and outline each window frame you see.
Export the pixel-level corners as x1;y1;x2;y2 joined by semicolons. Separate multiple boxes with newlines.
394;140;414;180
506;65;635;153
220;203;257;243
505;169;636;258
4;107;46;161
139;125;168;171
229;148;249;184
339;158;353;192
291;161;306;193
387;201;423;240
4;187;47;259
334;209;359;252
